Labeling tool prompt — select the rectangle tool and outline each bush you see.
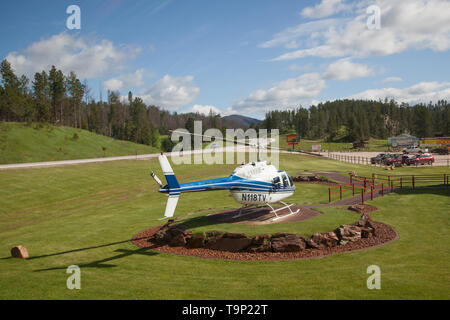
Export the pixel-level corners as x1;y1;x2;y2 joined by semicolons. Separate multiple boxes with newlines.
161;137;175;152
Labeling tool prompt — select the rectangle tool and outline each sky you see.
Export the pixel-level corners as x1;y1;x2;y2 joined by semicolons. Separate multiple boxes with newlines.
0;0;449;119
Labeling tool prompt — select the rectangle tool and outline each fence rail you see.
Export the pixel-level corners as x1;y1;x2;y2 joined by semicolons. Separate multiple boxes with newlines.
328;173;449;204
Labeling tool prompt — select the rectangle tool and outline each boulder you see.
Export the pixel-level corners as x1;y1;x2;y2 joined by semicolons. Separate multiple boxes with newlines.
353;216;376;237
348;204;367;214
247;234;271;253
271;232;291;239
271;234;306;252
11;246;28;259
334;225;362;245
360;227;374;238
206;235;252;252
152;229;172;243
307;232;339;249
186;233;206;248
222;232;248;239
168;224;188;237
169;233;187;247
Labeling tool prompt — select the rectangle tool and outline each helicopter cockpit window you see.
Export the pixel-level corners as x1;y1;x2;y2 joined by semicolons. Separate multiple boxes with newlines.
282;174;288;188
288;174;293;187
273;176;281;188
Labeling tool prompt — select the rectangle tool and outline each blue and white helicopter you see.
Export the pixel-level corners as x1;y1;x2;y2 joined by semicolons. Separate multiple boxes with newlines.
150;133;299;222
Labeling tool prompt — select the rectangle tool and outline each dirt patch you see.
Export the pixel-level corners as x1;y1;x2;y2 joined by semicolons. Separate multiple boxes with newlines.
206;206;321;225
131;220;398;261
347;204;378;214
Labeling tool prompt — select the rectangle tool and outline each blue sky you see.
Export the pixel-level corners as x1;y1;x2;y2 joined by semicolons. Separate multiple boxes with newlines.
1;0;449;119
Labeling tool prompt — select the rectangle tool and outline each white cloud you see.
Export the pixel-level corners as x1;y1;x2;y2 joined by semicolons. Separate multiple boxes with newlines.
301;0;351;19
382;76;403;83
232;73;326;113
191;104;221;115
270;0;450;61
103;69;147;91
323;58;373;80
103;78;123;92
5;32;140;79
348;81;450;104
138;75;200;109
259;18;343;49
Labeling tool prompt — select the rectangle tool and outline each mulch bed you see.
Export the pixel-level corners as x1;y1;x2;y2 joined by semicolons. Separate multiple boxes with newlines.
130;220;398;261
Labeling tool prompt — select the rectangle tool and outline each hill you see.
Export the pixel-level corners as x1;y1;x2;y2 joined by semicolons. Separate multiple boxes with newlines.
0;122;161;164
221;115;262;129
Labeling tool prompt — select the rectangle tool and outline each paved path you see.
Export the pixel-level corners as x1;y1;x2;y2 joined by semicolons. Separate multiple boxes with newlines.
0;145;316;170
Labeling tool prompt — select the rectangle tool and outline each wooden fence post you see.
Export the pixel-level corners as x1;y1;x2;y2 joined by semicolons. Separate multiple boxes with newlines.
361;188;365;204
412;175;415;189
340;186;342;200
370;186;374;200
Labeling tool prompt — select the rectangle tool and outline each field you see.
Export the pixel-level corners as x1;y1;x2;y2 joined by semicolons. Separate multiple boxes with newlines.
277;134;389;152
0;122;160;164
0;153;449;299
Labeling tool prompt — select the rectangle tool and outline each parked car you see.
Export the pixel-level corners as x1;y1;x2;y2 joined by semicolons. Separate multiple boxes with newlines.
405;153;435;166
371;153;388;164
430;148;449;155
402;146;424;154
385;154;410;167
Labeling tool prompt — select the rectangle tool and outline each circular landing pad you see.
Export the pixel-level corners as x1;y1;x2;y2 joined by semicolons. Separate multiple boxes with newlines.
206;206;321;225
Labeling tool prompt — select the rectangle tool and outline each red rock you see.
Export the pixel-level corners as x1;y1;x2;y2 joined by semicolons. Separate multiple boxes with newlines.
247;234;271;253
169;234;187;247
186;233;206;248
271;234;306;252
222;232;247;239
152;229;172;243
307;232;339;249
11;246;28;259
206;236;252;252
334;225;362;245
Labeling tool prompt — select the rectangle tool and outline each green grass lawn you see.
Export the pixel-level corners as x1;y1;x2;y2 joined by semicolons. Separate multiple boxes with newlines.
0;122;160;164
0;153;448;299
277;134;389;152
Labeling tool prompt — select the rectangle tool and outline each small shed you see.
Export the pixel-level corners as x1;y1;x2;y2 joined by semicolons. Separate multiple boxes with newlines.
352;140;366;149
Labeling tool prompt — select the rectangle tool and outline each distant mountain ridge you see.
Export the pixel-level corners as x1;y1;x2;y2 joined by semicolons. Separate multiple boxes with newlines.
221;115;262;129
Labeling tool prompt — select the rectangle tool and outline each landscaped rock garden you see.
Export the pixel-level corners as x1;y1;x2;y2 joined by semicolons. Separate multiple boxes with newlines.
131;213;398;261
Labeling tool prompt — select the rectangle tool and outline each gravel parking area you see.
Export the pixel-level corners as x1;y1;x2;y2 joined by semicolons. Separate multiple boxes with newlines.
319;151;450;166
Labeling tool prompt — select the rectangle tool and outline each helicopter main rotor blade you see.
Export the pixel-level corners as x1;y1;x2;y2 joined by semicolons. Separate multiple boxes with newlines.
170;130;281;151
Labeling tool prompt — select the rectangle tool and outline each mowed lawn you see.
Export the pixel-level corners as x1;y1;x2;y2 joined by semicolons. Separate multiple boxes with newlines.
0;153;449;299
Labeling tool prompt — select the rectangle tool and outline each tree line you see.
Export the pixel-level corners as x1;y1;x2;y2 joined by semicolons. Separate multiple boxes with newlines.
261;99;449;141
1;58;449;148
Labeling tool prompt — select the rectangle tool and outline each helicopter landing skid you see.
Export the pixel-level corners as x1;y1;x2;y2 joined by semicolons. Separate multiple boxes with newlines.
232;205;264;219
267;201;300;221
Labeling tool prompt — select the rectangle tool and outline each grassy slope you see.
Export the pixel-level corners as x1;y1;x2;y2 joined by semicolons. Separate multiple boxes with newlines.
0;153;448;299
0;122;160;164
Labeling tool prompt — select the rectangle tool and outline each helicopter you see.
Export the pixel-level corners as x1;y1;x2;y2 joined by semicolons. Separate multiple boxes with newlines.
150;132;299;221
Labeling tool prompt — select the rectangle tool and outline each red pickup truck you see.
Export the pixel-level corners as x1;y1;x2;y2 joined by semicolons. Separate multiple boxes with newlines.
405;154;435;166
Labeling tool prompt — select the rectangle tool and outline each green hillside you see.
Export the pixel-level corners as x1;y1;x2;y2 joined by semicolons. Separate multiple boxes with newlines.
0;122;161;164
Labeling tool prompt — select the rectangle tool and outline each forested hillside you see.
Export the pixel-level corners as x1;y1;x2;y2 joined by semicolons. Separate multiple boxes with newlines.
1;58;448;148
261;99;449;142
